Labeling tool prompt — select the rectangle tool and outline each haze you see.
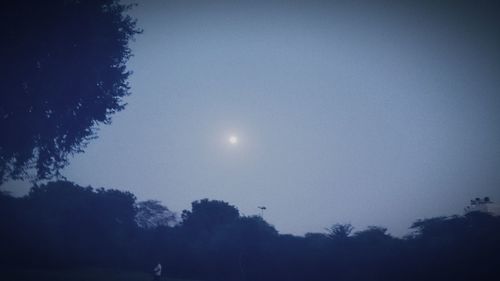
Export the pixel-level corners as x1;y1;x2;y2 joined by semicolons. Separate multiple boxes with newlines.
4;0;500;236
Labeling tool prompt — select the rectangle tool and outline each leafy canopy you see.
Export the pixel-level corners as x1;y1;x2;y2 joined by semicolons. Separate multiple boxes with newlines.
0;0;141;183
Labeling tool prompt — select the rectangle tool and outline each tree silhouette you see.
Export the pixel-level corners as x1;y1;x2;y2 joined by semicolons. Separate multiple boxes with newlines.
181;199;240;234
2;183;500;280
135;200;177;228
326;223;353;240
0;0;141;183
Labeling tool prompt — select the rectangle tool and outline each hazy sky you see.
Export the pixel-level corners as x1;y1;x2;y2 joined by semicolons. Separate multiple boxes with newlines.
4;0;500;236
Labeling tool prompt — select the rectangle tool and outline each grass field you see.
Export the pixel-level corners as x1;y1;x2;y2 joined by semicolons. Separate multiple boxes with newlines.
0;267;193;281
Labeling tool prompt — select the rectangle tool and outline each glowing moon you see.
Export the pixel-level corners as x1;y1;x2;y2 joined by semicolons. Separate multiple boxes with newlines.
229;135;238;144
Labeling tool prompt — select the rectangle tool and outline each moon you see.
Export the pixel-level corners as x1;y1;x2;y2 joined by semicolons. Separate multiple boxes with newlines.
229;135;238;145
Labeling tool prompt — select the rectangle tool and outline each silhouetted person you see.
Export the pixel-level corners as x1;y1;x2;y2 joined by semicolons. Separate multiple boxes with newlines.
153;262;162;281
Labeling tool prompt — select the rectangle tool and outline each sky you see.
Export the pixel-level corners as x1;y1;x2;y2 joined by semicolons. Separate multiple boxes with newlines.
3;0;500;236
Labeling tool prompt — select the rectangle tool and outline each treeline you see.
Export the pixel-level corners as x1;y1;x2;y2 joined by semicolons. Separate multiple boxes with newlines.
1;181;500;281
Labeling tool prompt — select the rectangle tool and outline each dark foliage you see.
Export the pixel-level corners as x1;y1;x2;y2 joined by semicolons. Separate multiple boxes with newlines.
1;181;500;281
0;0;141;183
0;181;138;268
326;223;353;240
135;200;176;229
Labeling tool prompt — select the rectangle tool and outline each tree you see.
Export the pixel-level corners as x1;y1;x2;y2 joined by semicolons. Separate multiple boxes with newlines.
0;0;141;183
5;180;139;266
326;223;353;240
353;226;390;241
181;199;240;233
135;200;177;228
